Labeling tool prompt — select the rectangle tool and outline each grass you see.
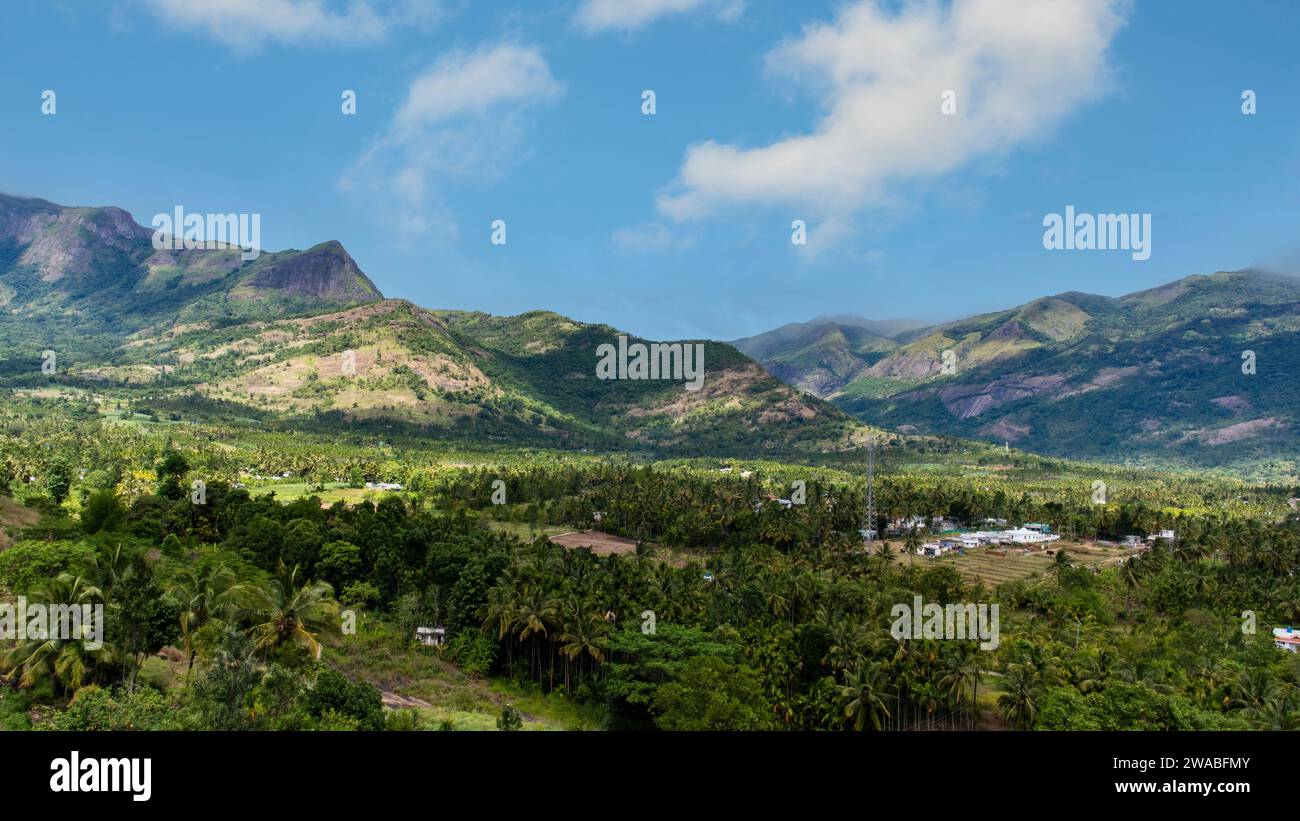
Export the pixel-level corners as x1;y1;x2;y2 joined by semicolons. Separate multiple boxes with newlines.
483;519;572;541
247;481;401;506
900;540;1133;586
322;612;603;730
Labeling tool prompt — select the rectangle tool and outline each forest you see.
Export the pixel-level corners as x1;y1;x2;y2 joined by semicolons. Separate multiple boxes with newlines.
2;394;1298;731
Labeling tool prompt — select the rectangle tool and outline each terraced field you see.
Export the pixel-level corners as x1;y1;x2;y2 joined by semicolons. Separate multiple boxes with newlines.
902;540;1136;586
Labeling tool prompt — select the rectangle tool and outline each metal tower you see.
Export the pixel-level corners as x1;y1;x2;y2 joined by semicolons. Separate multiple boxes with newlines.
864;435;876;544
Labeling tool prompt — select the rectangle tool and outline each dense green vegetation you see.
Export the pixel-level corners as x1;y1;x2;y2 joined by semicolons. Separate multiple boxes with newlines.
2;397;1298;731
2;197;1298;731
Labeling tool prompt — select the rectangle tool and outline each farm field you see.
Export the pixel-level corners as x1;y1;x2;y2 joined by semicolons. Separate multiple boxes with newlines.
247;481;404;506
900;540;1138;585
548;529;640;556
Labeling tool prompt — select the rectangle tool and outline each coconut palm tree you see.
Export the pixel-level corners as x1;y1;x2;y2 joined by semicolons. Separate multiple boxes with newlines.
1;573;112;694
841;663;890;731
939;648;984;729
1117;558;1141;614
997;666;1040;729
168;560;245;671
903;527;922;557
244;562;338;660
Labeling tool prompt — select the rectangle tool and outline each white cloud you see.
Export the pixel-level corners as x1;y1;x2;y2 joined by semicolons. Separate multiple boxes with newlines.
574;0;743;34
393;43;561;132
656;0;1127;221
341;43;563;243
611;221;696;252
141;0;443;49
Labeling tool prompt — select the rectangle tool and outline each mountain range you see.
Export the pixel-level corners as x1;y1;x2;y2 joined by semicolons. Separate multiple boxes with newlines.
5;192;1297;472
734;272;1300;471
0;194;852;455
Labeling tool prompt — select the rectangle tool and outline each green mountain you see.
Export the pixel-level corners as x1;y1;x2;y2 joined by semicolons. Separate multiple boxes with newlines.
0;194;856;456
731;315;922;395
0;194;383;358
743;271;1300;469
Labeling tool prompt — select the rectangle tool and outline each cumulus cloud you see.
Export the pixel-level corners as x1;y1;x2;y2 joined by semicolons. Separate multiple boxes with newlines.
574;0;743;34
340;43;563;243
141;0;442;49
656;0;1127;221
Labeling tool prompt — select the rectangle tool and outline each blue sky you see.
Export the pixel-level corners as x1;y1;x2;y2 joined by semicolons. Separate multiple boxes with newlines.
2;0;1298;340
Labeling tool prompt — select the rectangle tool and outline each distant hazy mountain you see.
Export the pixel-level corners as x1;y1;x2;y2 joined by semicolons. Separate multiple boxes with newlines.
0;193;854;456
742;271;1300;469
732;315;925;395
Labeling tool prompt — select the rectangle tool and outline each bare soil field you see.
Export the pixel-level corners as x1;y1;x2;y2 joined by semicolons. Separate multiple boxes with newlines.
548;530;640;556
0;496;39;550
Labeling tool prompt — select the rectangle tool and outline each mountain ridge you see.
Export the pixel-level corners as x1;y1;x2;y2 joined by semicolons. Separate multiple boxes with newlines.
0;193;863;457
739;269;1300;469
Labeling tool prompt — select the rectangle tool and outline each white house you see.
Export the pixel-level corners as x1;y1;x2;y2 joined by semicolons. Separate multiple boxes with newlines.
415;626;446;647
1273;627;1300;653
998;528;1060;545
919;542;951;558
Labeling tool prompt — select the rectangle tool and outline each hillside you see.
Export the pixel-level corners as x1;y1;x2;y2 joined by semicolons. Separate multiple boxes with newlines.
731;315;921;395
0;193;857;456
0;194;383;359
743;270;1300;471
84;298;854;453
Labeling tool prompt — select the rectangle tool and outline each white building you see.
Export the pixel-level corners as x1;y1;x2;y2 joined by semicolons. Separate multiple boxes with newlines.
415;626;446;647
1273;627;1300;653
1002;528;1060;544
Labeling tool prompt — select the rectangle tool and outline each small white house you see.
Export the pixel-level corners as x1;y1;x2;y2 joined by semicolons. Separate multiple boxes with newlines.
1273;627;1300;653
415;626;446;647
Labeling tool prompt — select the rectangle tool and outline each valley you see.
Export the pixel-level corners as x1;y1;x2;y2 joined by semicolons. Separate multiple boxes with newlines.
0;193;1297;735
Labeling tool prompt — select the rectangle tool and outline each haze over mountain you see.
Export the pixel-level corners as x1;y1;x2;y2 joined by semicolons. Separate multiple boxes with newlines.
740;271;1300;470
732;315;926;395
0;194;855;456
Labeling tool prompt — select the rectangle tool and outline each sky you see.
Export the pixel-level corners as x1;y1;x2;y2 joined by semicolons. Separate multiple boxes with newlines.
1;0;1298;341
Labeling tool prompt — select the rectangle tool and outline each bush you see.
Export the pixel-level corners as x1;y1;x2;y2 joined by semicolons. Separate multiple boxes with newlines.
80;488;126;534
41;686;182;731
301;666;385;731
385;709;421;731
0;540;94;594
496;704;523;731
443;630;496;677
